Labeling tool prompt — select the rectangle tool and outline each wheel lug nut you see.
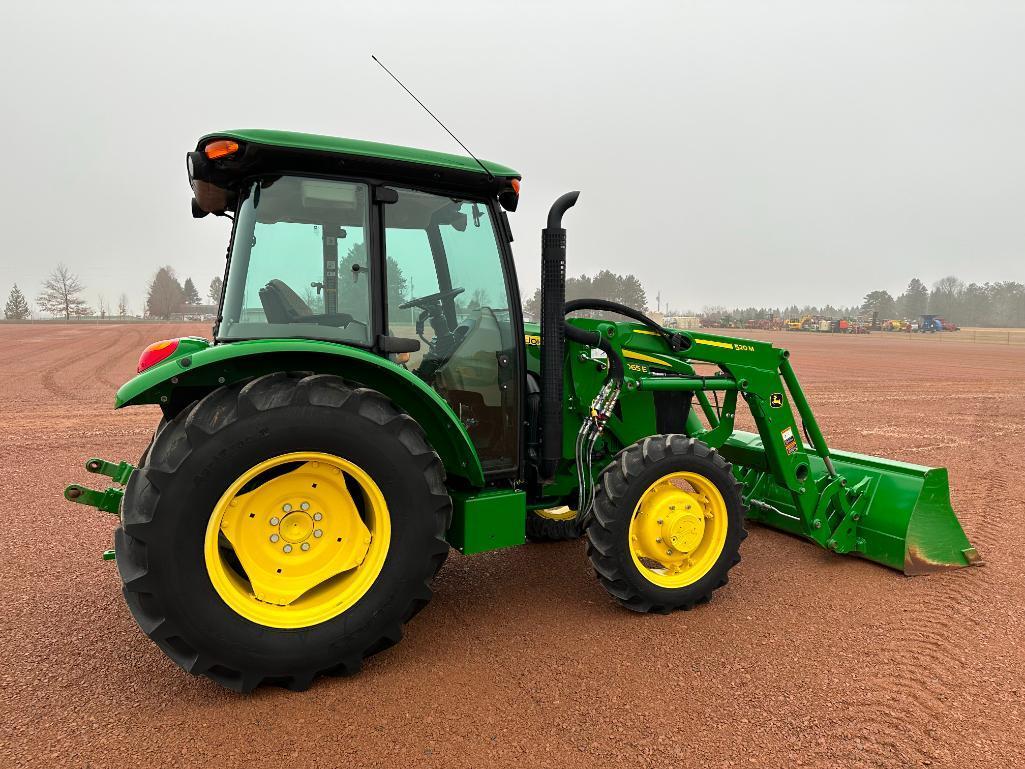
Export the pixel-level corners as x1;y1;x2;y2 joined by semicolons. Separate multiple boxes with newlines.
300;502;310;511
301;542;310;551
313;513;323;521
314;529;323;538
283;504;292;512
270;534;279;543
655;537;662;543
657;519;664;525
270;517;280;526
666;549;673;556
283;544;292;553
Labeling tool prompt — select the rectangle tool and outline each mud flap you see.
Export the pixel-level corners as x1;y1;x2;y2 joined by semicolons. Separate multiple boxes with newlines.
722;431;981;575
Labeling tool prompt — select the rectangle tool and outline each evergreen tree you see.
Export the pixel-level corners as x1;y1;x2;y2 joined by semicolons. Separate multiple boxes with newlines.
861;290;897;318
897;278;929;319
37;264;92;319
4;284;31;319
183;277;201;305
146;267;186;319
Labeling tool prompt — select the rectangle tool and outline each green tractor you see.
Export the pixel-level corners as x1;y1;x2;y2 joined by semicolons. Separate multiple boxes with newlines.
65;130;979;691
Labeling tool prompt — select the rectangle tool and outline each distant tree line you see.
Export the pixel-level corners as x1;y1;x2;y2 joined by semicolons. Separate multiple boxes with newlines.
700;303;863;324
861;277;1025;327
6;264;1023;329
699;276;1025;328
522;270;647;322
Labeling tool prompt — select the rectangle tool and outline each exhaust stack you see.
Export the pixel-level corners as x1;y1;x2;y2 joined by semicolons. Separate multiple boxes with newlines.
539;191;579;481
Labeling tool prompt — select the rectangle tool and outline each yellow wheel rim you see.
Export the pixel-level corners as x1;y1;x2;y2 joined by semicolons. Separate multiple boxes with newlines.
628;471;728;588
204;451;391;629
534;505;577;521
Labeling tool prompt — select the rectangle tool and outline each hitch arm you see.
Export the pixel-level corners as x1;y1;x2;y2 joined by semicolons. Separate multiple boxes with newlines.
64;484;124;515
63;457;136;515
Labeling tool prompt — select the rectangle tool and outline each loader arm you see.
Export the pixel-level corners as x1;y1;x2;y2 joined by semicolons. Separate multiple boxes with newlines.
552;320;980;574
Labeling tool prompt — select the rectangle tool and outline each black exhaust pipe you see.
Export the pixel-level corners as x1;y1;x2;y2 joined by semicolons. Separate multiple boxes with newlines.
540;191;579;481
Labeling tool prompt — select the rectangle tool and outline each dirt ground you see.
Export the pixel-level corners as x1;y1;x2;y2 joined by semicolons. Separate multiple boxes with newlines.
2;323;1023;768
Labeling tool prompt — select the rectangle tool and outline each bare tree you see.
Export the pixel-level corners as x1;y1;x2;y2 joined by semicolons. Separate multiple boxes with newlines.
117;293;129;318
37;263;92;320
98;293;108;319
208;275;223;304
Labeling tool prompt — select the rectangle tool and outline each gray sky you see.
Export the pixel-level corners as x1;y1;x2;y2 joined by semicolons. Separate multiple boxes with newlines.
2;1;1023;314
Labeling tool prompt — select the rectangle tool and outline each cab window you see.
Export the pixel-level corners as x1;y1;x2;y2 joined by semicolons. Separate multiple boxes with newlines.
218;177;371;345
384;189;519;472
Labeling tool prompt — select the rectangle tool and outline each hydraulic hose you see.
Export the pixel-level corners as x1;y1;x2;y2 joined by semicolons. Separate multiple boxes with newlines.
564;298;689;352
564;322;624;383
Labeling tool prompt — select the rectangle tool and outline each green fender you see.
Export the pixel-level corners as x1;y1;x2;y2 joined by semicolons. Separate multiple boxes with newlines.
115;337;485;487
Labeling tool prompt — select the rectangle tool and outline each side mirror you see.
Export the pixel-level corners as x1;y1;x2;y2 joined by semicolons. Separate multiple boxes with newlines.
374;186;399;204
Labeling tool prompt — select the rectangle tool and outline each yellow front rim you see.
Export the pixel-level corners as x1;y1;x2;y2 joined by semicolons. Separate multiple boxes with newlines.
628;471;728;588
534;505;577;521
204;451;391;629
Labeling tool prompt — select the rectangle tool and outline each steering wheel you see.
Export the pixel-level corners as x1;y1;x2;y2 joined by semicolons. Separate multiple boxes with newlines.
398;287;465;310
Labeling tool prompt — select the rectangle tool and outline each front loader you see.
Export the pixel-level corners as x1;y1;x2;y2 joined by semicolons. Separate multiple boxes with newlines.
65;130;979;691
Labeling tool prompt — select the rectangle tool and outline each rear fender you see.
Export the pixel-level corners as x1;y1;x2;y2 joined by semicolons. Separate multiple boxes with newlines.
115;338;485;487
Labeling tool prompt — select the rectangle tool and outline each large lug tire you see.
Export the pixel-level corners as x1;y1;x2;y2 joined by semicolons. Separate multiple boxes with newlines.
115;372;451;692
525;507;582;542
585;435;747;613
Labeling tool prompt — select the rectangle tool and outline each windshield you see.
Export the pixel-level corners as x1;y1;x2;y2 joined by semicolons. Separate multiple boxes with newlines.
217;176;372;345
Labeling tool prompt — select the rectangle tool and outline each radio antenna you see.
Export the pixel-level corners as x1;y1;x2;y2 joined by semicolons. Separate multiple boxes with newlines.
371;54;494;180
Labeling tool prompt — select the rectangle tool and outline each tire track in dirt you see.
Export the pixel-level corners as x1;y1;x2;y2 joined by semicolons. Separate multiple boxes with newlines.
39;328;128;400
92;327;142;389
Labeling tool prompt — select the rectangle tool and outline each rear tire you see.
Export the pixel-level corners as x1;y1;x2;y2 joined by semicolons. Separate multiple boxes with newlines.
585;435;746;613
116;372;451;692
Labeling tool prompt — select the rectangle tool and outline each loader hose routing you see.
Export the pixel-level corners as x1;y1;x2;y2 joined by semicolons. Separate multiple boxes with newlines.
565;298;689;353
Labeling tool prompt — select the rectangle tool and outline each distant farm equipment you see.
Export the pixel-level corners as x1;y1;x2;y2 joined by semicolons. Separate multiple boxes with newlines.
918;314;959;332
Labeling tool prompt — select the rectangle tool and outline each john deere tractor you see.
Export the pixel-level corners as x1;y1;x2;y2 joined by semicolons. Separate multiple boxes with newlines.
65;130;979;692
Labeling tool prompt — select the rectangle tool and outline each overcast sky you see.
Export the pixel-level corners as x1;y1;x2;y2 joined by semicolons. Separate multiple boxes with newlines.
2;1;1023;315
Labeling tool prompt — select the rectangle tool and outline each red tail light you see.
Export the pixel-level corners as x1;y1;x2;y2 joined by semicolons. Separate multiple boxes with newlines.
137;339;180;373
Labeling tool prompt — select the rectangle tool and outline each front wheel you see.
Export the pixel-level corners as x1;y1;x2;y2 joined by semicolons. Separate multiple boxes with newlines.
586;435;746;613
526;506;582;541
116;373;451;691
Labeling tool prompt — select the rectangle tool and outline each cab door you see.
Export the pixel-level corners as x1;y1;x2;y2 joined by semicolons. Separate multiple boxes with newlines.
381;188;522;475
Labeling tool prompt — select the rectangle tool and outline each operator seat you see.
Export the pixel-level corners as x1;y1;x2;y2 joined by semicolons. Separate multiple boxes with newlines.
259;279;313;323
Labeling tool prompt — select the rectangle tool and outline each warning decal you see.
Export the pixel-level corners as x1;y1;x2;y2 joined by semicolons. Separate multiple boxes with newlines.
781;426;798;455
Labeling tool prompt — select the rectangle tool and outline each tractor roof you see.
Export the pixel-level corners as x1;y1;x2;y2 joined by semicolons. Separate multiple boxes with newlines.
199;129;520;179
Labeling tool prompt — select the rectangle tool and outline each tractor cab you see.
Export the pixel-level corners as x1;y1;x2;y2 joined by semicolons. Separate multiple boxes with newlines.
191;131;525;473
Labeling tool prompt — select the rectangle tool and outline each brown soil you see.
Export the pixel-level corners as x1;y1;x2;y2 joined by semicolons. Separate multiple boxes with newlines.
2;324;1023;768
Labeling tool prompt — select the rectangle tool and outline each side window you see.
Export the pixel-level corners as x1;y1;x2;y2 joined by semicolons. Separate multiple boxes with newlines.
438;203;512;342
384;190;520;472
219;177;371;345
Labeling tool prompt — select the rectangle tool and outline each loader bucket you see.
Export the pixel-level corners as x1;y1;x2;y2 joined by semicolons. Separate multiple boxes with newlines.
722;431;981;575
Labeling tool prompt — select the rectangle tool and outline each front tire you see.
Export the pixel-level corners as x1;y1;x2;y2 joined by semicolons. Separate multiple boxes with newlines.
585;435;746;613
116;373;451;692
526;507;582;541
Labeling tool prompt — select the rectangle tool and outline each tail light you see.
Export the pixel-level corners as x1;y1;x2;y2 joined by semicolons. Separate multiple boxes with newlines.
138;339;180;373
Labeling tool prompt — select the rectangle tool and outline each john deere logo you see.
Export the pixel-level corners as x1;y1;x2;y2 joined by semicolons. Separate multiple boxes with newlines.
769;393;783;408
